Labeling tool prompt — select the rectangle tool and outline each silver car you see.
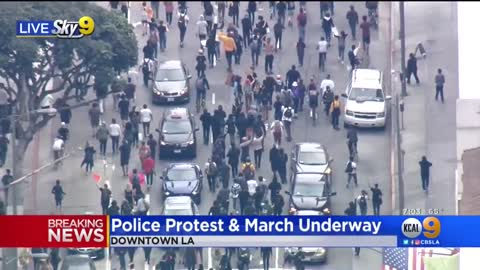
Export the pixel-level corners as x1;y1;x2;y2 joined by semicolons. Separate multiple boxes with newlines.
152;60;192;104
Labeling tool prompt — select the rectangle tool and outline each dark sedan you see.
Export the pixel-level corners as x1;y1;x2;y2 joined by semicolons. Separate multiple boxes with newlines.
161;163;203;204
286;173;336;214
157;108;198;158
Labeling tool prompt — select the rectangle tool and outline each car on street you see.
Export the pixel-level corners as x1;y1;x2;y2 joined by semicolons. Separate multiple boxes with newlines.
59;255;96;270
342;68;391;128
66;248;104;260
286;173;336;214
152;60;192;104
290;143;333;184
162;196;200;215
284;247;328;264
156;107;198;159
161;163;203;204
294;210;327;216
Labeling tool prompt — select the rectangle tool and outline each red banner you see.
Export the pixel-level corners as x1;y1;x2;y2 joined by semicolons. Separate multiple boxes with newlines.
0;216;108;248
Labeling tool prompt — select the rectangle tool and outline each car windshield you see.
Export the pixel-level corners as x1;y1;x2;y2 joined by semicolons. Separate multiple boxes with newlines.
298;151;327;165
167;167;197;181
162;120;191;134
293;182;326;197
156;68;185;81
349;88;384;102
164;208;193;215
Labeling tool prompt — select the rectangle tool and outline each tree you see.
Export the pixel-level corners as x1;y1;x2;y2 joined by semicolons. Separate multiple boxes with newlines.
0;2;138;178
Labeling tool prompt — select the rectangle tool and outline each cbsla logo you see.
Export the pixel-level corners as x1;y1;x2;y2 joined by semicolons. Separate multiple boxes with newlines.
401;217;441;245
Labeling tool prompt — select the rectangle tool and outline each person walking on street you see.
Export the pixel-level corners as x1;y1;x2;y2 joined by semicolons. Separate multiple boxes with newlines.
218;32;237;71
0;135;9;168
419;156;432;193
88;102;101;137
96;122;109;156
164;2;174;25
264;37;275;74
282;105;294;142
109;118;122;155
273;18;284;50
205;158;218;192
296;38;306;67
348;44;358;71
337;30;348;62
99;183;112;215
230;178;242;211
297;8;307;42
142;154;155;188
241;14;252;48
140;104;153;136
1;169;13;205
196;15;208;45
51;180;66;213
251;132;264;168
261;247;273;270
360;15;371;55
119;140;131;177
178;11;189;48
370;183;383;215
356;190;369;216
435;68;445;103
80;141;96;174
406;53;420;84
158;20;168;52
346;5;359;40
317;37;328;71
200;109;212;145
322;12;334;46
248;1;257;25
330;95;341;130
138;141;151;165
118;95;130;126
249;35;261;67
277;148;288;184
107;200;120;215
345;156;358;188
227;143;240;177
344;201;360;255
273;193;284;215
184;248;196;270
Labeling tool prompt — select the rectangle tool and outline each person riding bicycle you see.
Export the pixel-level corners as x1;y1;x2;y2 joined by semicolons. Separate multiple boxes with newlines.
196;74;210;105
347;127;358;158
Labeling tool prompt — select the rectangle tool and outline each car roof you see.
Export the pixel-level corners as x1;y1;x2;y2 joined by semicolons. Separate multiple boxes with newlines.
294;173;327;183
158;60;183;69
352;69;382;89
63;255;92;264
169;163;197;170
297;143;325;152
164;196;193;208
164;108;190;120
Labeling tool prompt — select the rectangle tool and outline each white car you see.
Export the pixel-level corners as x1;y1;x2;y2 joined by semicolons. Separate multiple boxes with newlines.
342;69;391;128
162;196;199;216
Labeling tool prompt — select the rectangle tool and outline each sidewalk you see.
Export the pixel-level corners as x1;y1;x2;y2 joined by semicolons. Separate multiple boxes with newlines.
394;2;458;214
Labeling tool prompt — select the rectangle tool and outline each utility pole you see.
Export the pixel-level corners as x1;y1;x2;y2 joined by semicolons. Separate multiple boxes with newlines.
11;101;17;215
399;1;408;97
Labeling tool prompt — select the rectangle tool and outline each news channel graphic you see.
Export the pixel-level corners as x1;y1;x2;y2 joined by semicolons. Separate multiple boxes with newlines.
0;216;108;248
16;16;94;39
400;217;444;247
0;216;474;248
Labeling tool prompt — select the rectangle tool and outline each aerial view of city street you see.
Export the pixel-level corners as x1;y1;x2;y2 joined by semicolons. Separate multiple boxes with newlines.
1;1;478;270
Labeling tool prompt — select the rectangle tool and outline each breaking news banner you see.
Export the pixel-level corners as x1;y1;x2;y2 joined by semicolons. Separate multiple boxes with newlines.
1;216;480;248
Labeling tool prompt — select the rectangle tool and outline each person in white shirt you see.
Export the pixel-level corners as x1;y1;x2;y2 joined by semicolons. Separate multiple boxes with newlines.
52;136;65;163
140;104;153;135
317;37;328;71
320;74;335;95
109;118;122;155
282;106;294;142
247;178;258;197
345;156;357;188
356;190;369;215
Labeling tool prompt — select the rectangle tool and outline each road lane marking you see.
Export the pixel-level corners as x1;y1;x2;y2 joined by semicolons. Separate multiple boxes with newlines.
208;247;212;269
105;248;110;270
145;193;151;215
212;93;216;105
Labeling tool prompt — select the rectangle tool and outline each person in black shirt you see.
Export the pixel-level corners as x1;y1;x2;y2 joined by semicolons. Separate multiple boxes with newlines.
348;44;358;71
241;14;252;48
247;1;257;25
157;20;168;52
196;49;207;77
107;200;120;215
296;38;306;66
344;201;360;255
80;142;96;173
276;1;287;26
406;53;420;84
118;95;130;125
147;134;157;160
285;65;301;89
51;180;66;213
200;109;212;145
419;156;432;193
369;183;382;215
99;184;112;215
206;34;217;67
1;169;13;204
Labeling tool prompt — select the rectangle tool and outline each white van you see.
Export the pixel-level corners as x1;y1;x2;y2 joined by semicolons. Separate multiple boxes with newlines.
342;69;391;128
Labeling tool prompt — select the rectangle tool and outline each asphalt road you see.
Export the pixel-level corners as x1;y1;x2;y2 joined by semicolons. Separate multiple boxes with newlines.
23;1;392;270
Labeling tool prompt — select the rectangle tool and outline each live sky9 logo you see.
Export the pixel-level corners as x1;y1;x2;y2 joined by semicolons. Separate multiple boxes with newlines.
16;16;95;39
401;217;441;239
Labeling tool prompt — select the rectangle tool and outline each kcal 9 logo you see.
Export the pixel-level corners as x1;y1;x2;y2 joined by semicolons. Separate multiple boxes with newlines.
401;217;441;239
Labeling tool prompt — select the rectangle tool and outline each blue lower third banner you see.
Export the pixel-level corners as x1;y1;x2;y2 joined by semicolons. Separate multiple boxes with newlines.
108;216;475;248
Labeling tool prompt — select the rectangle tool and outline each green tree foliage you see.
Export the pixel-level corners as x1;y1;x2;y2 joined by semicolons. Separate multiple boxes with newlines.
0;2;138;175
